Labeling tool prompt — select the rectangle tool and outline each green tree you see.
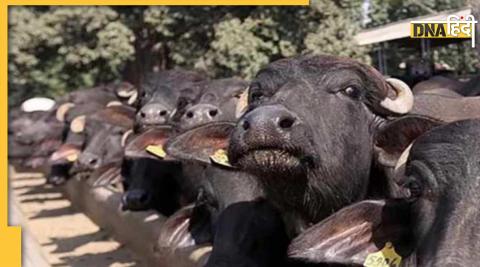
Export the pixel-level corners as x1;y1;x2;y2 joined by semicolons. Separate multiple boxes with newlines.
8;3;377;103
365;0;478;75
204;15;280;78
366;0;467;28
304;0;370;64
202;1;368;79
9;6;135;105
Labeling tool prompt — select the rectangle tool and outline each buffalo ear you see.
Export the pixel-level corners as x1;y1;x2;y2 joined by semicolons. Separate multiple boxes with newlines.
49;143;82;164
89;164;122;190
165;122;235;165
121;129;134;148
288;199;413;266
374;115;442;168
156;204;198;250
155;205;213;264
124;127;173;159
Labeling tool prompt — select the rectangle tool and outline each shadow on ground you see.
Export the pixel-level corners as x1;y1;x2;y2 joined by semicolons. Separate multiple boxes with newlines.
45;231;109;254
12;170;142;267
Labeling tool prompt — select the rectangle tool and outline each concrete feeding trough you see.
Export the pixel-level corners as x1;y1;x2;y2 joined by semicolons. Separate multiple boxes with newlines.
62;177;210;267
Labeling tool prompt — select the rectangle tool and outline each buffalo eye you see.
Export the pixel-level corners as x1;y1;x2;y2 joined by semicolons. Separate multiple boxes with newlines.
341;86;361;99
404;177;423;198
250;91;264;102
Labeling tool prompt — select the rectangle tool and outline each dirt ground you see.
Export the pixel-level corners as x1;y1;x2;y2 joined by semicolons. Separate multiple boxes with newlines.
9;166;144;267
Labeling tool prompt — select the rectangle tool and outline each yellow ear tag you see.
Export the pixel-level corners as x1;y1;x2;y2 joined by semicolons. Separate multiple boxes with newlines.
364;242;402;267
210;149;232;168
66;153;78;162
146;145;166;159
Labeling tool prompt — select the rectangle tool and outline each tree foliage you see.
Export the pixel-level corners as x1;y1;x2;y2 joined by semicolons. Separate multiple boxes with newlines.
8;1;477;105
9;3;368;104
366;0;478;76
9;7;135;104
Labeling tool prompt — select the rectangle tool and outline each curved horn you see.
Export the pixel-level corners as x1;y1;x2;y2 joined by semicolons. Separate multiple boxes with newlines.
106;101;123;107
235;86;249;119
56;102;75;122
394;143;413;173
380;78;414;115
70;115;86;133
189;246;212;262
127;90;138;106
121;129;134;147
117;87;136;98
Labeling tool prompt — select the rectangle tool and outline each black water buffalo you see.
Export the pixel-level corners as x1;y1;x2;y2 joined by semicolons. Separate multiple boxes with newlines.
155;78;260;244
413;74;480;97
44;82;137;184
412;76;463;96
409;75;480;124
173;78;248;131
57;81;138;108
120;127;184;215
121;78;254;247
396;59;434;88
63;105;136;195
156;81;267;257
46;101;117;185
120;71;207;212
288;119;480;267
65;105;135;184
119;70;204;211
135;70;206;131
10;100;63;149
227;54;443;235
9;107;48;165
458;74;480;96
411;93;480;122
53;81;138;127
9;99;64;170
205;200;289;267
164;122;264;237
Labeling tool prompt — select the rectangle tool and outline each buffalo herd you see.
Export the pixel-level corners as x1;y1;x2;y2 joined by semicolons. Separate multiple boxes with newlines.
8;54;480;267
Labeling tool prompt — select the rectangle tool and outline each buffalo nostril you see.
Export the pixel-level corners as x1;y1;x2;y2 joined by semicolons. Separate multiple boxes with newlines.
242;120;250;130
88;158;98;166
186;111;194;119
251;91;263;101
209;109;218;117
159;110;167;116
121;195;128;210
279;117;295;129
139;193;149;204
140;112;146;118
